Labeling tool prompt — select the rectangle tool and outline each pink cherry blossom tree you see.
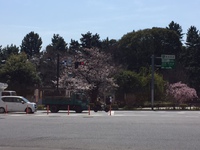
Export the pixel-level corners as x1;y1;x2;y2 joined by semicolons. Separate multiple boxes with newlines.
58;48;120;103
166;81;198;104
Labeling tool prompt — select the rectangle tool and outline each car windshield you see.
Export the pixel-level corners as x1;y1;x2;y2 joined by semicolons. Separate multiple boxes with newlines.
22;97;30;103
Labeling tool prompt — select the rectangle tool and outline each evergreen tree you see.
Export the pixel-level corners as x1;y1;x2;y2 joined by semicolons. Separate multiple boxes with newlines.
167;21;184;41
101;37;117;53
182;26;200;93
38;45;59;88
21;31;42;58
0;44;19;60
186;26;200;47
69;39;80;53
80;31;101;48
51;34;67;52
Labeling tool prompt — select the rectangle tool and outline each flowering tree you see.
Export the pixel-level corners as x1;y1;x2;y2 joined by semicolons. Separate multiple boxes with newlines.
58;48;119;103
166;82;198;104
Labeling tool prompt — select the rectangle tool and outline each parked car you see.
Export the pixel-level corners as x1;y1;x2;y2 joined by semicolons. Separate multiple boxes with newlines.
0;96;37;113
1;90;17;96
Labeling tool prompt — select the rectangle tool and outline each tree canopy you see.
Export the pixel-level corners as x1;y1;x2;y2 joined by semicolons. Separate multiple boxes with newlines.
0;53;40;95
180;26;200;93
58;48;119;103
1;20;200;108
80;31;101;48
0;44;19;60
51;34;67;52
20;31;42;58
166;21;184;40
115;27;182;71
115;69;165;105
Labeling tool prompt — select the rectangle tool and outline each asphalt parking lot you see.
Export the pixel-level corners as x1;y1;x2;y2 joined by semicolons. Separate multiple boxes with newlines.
1;110;200;150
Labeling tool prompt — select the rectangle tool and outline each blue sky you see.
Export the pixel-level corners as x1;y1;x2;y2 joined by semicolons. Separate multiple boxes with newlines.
1;0;200;49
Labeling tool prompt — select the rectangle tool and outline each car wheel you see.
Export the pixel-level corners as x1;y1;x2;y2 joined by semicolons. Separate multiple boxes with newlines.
104;107;109;112
25;107;32;114
93;106;98;112
50;105;59;113
0;107;5;113
75;106;82;113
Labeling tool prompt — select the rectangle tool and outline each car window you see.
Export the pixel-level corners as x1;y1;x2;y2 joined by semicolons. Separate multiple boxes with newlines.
2;91;17;96
2;97;23;103
2;92;10;96
12;98;22;103
2;97;12;102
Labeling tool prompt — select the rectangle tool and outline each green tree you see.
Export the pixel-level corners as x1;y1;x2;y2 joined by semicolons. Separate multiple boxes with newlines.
21;31;42;58
38;45;59;88
115;70;142;93
181;26;200;93
185;26;200;47
115;28;182;71
101;37;118;53
69;39;80;54
80;31;101;48
115;69;165;107
0;53;40;96
51;34;67;52
0;44;19;60
91;33;101;48
0;45;2;62
166;21;184;40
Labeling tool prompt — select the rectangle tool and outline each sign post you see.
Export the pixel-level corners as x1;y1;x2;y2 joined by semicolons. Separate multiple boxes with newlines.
151;54;175;110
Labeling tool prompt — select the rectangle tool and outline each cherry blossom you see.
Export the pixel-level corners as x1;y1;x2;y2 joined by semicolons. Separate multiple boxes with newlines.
58;48;120;102
166;82;198;104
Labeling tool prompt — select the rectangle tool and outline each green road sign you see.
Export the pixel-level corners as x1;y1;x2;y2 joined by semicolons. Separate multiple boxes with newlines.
161;54;175;69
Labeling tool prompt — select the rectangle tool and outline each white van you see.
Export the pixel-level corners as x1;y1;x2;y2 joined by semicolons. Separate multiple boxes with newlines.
0;96;37;113
1;91;17;96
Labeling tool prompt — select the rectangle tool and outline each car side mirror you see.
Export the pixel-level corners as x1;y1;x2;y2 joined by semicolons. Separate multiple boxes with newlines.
21;101;25;104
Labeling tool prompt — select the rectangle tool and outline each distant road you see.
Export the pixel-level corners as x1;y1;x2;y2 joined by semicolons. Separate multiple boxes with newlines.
1;111;200;150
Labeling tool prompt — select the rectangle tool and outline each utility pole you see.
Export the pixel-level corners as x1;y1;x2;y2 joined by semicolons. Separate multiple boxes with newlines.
151;55;155;110
151;54;175;110
56;53;59;91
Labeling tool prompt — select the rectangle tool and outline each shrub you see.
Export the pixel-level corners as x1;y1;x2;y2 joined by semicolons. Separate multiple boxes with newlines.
166;82;198;104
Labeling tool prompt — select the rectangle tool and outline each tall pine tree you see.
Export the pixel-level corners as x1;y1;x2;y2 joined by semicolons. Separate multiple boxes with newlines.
21;31;42;58
182;26;200;94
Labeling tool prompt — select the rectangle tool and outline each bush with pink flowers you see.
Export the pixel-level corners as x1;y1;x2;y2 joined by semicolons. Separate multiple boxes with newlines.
166;82;198;104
